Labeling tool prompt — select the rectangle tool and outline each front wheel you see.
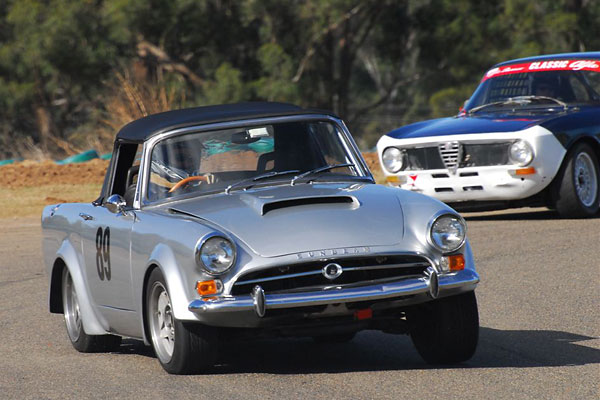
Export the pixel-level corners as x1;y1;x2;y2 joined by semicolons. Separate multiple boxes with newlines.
554;143;599;217
62;268;121;352
146;268;218;374
408;291;479;364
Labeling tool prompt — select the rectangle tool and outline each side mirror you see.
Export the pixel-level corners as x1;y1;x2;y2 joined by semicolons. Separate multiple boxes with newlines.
458;99;470;116
105;194;127;214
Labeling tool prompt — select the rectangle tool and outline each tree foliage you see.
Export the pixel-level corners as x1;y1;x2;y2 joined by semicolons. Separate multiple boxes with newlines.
0;0;598;157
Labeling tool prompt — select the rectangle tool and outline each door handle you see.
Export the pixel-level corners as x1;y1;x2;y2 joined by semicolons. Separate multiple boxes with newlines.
79;213;94;221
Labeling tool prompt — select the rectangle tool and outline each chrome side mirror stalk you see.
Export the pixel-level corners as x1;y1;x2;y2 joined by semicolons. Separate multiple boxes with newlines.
105;194;128;215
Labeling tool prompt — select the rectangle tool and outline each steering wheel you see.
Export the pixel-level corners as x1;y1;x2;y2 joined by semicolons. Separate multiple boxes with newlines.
168;175;213;193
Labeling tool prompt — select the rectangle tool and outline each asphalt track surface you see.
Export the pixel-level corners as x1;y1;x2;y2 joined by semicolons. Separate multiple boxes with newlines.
0;209;598;399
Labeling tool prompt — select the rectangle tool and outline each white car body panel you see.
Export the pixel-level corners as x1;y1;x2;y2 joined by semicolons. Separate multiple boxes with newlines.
377;125;566;202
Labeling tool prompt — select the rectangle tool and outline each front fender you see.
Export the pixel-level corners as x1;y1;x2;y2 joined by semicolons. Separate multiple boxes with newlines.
463;240;477;274
144;243;199;322
53;239;109;335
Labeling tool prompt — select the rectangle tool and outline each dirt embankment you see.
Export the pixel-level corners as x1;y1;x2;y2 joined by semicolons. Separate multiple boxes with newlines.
0;153;382;189
0;154;383;218
0;159;109;189
362;153;381;174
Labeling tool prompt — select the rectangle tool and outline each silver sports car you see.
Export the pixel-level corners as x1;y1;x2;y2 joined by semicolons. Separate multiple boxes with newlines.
42;102;480;374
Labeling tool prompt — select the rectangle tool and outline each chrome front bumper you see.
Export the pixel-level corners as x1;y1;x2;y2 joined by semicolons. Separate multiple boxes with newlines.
189;268;479;317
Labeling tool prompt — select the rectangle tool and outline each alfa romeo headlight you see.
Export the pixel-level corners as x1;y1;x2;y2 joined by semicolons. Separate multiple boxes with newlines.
382;147;404;173
509;140;534;166
196;236;236;275
429;214;466;253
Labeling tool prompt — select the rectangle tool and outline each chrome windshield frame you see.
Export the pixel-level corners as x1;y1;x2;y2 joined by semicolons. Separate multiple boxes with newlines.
135;114;373;209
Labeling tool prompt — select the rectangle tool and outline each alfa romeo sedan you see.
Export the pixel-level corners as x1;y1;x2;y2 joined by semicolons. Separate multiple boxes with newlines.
378;52;600;217
43;102;479;374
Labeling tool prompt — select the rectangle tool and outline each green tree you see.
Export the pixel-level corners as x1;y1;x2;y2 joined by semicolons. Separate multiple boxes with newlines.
1;0;599;157
0;0;127;155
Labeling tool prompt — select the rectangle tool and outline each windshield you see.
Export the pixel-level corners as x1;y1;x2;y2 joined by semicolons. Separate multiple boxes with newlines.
465;59;600;112
146;120;365;202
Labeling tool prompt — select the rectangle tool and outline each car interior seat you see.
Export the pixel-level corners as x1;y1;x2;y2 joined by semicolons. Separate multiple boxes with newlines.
124;165;139;207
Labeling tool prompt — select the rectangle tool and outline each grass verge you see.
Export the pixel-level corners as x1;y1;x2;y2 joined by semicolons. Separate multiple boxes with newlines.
0;184;102;219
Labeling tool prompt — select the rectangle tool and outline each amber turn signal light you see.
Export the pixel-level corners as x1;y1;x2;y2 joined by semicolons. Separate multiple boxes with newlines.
196;279;222;296
511;167;536;176
448;254;465;271
386;175;406;184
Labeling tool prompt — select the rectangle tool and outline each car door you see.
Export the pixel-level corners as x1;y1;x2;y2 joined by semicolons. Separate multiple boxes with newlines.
79;203;135;315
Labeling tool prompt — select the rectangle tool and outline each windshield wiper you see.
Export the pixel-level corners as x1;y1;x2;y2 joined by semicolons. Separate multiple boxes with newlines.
290;163;356;186
468;95;568;115
225;170;300;194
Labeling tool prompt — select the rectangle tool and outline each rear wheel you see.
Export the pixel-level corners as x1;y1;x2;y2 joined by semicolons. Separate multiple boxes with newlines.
409;291;479;364
62;268;121;352
554;143;599;217
146;268;217;374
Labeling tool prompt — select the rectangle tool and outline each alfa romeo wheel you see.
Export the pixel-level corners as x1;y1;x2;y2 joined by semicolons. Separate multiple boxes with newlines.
554;143;599;217
146;268;217;374
408;291;479;364
62;268;121;352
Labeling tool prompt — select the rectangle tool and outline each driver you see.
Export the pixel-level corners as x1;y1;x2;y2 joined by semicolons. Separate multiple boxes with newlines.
150;138;215;198
532;73;559;98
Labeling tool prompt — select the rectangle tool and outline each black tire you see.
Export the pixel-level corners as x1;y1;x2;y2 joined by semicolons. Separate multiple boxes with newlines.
62;268;122;353
146;268;218;374
71;333;122;353
408;291;479;365
553;143;599;218
313;332;356;343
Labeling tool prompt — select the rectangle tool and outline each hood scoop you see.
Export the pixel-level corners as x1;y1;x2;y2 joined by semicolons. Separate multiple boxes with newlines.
261;196;357;215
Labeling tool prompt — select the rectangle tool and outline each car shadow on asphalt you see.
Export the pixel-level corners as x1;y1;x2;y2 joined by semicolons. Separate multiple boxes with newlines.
117;339;155;358
115;327;600;374
473;327;600;369
463;209;600;221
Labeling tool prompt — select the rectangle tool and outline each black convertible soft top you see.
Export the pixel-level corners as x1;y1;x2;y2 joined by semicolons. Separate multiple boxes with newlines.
116;102;337;143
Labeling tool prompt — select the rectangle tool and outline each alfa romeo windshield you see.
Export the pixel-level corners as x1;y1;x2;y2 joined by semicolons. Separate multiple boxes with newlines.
147;120;365;202
465;59;600;112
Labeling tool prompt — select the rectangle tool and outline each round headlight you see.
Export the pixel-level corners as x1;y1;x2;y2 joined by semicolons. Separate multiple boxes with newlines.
509;140;534;166
382;147;404;173
196;236;236;275
429;214;466;253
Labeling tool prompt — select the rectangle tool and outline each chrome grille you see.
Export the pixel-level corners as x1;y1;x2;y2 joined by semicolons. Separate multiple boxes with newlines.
231;255;432;295
405;142;511;171
438;141;462;172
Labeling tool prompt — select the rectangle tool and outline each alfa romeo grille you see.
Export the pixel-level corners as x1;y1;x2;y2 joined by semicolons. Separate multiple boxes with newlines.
438;142;462;171
462;143;510;166
403;142;512;171
231;255;432;295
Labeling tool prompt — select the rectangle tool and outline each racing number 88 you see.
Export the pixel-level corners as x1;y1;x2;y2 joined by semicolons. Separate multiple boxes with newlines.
95;227;111;281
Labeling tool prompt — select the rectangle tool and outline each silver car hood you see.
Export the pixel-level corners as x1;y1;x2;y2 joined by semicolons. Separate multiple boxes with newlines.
169;183;405;257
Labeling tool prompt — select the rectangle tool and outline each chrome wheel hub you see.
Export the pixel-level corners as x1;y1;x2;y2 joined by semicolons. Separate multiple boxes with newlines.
574;152;598;207
149;282;175;362
63;270;82;342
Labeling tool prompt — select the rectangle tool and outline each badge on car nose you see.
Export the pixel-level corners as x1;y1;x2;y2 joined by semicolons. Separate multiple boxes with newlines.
322;263;343;280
